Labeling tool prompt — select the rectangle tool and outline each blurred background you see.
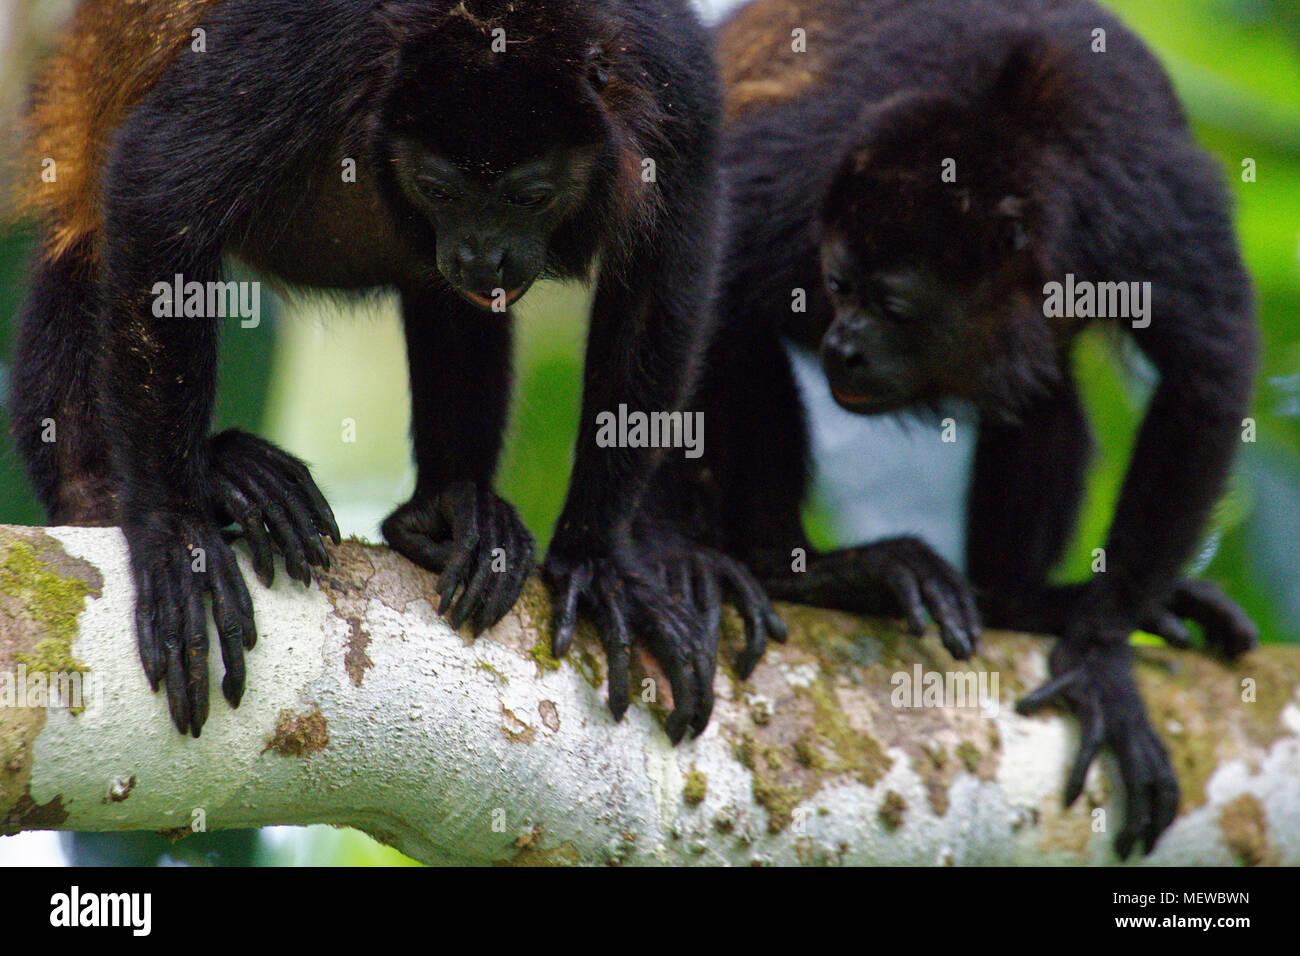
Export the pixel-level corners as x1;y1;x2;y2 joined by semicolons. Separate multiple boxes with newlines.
0;0;1296;865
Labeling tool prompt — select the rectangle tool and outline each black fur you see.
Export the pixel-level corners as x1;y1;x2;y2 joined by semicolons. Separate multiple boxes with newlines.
653;0;1258;855
12;0;748;740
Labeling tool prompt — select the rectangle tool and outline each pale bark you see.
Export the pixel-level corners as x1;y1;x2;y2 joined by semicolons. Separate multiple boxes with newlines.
1;524;1297;866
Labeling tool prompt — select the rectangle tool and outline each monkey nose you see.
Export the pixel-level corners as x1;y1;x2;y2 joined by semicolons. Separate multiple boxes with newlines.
820;333;867;377
454;244;507;296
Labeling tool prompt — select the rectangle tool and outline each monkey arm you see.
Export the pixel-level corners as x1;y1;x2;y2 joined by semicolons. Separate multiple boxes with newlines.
968;370;1256;657
399;288;514;495
88;20;358;736
1018;262;1258;858
543;149;730;741
966;378;1093;618
380;288;534;637
1085;371;1254;634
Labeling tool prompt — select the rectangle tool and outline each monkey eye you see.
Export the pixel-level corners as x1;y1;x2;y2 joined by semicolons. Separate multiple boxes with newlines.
879;297;909;322
504;186;555;209
825;274;853;298
417;179;462;205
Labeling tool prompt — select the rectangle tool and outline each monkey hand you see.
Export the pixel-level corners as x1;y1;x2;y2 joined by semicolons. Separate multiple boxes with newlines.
649;544;788;681
383;481;534;636
208;430;340;587
1138;578;1259;660
765;537;980;660
127;433;340;736
544;544;719;743
126;511;260;737
1017;639;1179;859
854;538;982;659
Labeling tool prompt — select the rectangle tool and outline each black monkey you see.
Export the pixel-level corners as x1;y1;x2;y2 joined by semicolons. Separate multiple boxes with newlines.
653;0;1258;856
11;0;771;740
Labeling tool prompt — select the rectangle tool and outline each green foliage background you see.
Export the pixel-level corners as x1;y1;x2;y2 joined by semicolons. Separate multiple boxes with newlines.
0;0;1296;865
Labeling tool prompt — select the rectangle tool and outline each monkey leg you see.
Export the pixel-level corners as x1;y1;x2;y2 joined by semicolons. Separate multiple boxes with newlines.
11;237;115;525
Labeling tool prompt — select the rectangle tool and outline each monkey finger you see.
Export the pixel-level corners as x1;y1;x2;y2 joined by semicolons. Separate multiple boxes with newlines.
1116;778;1151;862
243;473;312;585
483;526;533;633
953;569;983;653
884;567;928;636
216;631;247;709
1112;733;1154;861
690;644;718;738
302;481;342;546
550;562;591;658
504;526;536;612
1147;743;1180;853
183;578;210;737
663;646;698;745
672;560;695;609
695;567;723;650
154;566;190;736
207;565;250;706
164;640;190;737
261;442;340;545
916;548;982;653
210;531;255;638
134;571;164;690
598;585;632;721
690;602;721;737
713;556;775;676
1064;702;1104;806
1144;608;1192;650
238;453;330;570
435;517;480;614
1172;579;1258;658
436;536;475;615
219;545;257;650
918;575;972;660
453;525;497;634
211;472;277;586
765;604;789;644
731;601;767;680
1016;668;1082;716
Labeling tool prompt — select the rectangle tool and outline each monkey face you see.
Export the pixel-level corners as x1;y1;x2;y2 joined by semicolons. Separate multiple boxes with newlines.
392;139;600;309
817;231;979;413
817;121;1051;416
817;208;1058;418
379;2;618;309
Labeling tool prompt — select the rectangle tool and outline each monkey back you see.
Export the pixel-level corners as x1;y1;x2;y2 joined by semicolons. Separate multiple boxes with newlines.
19;0;227;260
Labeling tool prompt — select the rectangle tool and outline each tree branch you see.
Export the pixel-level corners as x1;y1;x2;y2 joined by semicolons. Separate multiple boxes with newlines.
1;525;1297;865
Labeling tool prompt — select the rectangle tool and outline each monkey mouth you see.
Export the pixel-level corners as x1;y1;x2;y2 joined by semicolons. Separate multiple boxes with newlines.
829;385;878;412
458;286;528;310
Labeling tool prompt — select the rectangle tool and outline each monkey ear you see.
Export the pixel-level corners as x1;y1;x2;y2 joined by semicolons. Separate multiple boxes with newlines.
989;35;1067;120
586;42;612;91
995;196;1031;255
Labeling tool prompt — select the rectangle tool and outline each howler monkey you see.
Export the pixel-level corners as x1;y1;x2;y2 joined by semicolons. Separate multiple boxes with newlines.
11;0;771;741
652;0;1259;856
